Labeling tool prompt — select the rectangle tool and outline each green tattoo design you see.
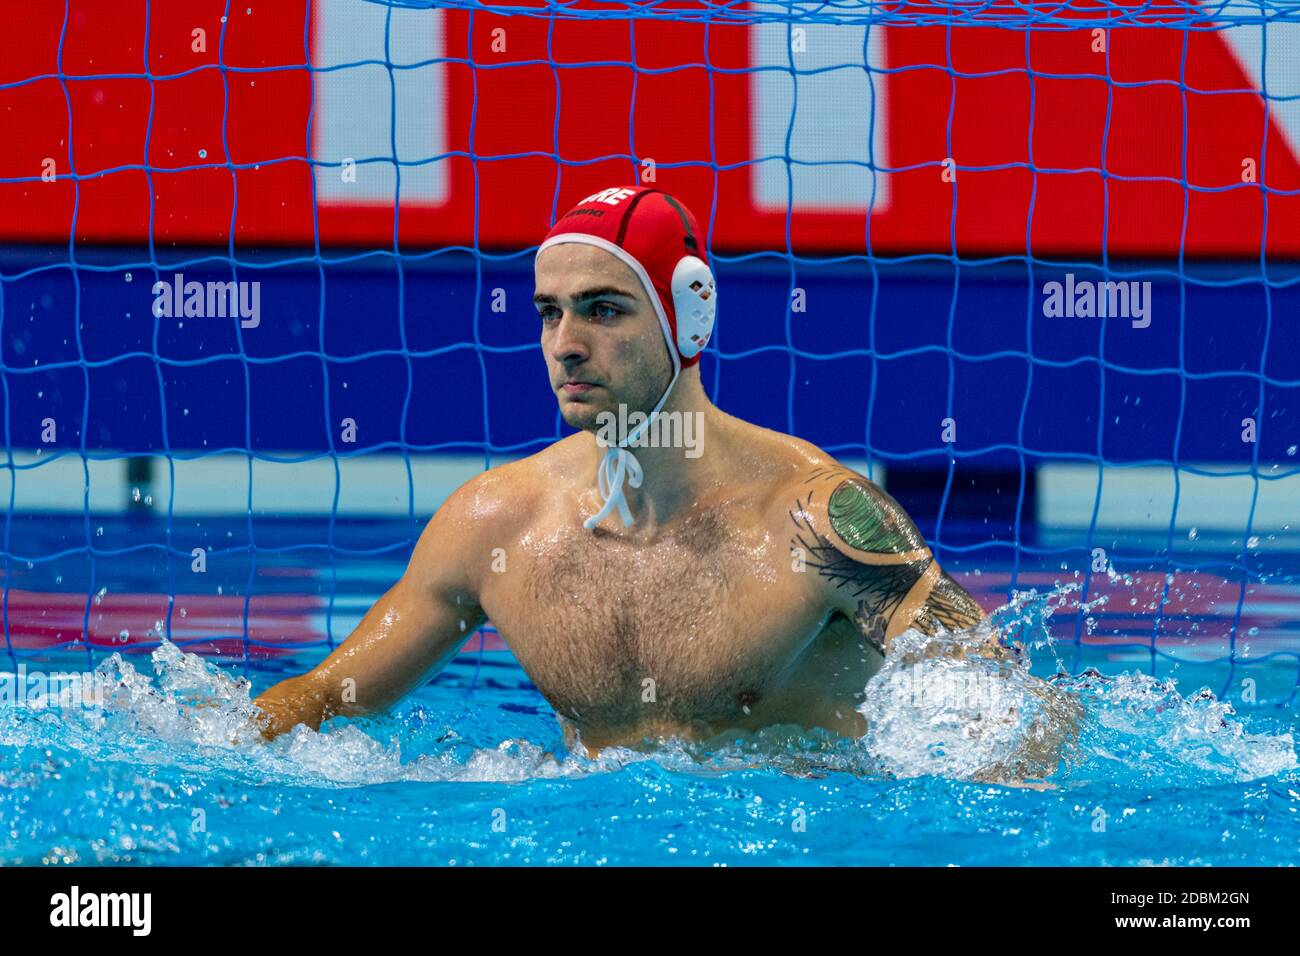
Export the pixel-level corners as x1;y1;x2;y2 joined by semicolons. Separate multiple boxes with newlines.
826;477;928;555
791;471;983;649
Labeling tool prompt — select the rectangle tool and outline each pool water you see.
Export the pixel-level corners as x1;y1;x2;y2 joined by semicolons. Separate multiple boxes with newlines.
1;515;1297;866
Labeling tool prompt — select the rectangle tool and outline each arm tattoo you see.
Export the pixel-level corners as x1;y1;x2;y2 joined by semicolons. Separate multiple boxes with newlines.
913;571;986;635
825;475;927;555
790;470;983;651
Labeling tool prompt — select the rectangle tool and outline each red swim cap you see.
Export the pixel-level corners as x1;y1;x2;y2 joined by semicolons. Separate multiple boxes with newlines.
537;185;714;369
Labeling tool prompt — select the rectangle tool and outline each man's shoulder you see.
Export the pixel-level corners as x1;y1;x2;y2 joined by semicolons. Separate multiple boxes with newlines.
408;448;568;592
749;431;926;566
728;420;870;509
433;438;581;530
726;424;902;558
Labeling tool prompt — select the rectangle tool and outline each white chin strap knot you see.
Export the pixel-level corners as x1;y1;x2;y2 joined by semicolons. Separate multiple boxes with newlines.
583;363;681;532
583;446;644;530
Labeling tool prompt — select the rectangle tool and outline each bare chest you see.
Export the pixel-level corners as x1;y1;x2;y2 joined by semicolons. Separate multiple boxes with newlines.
480;512;825;729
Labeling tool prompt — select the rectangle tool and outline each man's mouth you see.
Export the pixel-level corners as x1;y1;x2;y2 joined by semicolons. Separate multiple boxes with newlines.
561;380;599;395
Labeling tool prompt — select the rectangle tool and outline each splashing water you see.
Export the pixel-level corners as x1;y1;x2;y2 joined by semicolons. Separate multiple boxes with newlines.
859;585;1295;786
0;582;1295;864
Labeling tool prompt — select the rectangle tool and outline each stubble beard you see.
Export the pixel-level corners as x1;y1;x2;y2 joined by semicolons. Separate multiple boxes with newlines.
558;355;672;436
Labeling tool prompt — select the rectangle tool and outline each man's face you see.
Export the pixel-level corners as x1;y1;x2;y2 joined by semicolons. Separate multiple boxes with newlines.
534;243;674;432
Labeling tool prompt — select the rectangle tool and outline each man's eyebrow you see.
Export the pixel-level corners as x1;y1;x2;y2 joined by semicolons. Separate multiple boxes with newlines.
533;286;640;306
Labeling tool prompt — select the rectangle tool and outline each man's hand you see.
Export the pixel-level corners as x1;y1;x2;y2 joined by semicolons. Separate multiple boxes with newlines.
251;674;332;740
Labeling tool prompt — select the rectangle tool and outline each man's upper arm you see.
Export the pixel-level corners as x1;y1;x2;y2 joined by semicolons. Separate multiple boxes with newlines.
786;465;986;654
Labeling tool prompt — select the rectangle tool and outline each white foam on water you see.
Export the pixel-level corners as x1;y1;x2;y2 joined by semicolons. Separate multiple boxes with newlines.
857;585;1297;784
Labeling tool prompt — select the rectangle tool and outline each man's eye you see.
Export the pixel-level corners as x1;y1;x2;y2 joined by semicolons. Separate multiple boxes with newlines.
538;303;620;322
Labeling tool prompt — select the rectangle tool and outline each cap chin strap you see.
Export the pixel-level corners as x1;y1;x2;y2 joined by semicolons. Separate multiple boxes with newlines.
583;364;681;531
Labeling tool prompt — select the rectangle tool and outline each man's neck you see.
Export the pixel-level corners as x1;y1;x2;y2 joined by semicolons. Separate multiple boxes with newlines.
586;374;729;531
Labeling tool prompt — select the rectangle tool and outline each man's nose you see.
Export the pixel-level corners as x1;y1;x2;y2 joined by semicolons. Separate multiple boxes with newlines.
548;311;589;364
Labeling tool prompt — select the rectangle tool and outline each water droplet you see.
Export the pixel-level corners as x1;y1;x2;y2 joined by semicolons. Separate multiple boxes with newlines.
118;629;129;641
95;526;104;537
179;608;187;618
1247;535;1260;549
131;487;141;502
1248;626;1259;636
124;272;133;283
144;495;153;507
1288;445;1297;457
1187;527;1198;541
198;149;207;159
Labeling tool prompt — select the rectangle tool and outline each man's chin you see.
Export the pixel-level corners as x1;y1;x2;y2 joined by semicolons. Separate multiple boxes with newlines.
558;398;607;433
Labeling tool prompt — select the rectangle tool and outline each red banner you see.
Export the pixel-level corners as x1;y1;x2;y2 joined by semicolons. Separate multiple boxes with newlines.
0;0;1296;255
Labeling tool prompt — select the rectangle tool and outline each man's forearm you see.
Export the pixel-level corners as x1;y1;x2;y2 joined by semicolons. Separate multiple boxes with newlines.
252;673;336;740
910;568;986;636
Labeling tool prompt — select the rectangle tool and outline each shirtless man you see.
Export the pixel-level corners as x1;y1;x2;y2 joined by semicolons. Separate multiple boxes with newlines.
252;185;1077;779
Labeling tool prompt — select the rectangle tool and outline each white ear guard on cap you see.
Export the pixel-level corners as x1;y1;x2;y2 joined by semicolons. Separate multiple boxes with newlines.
671;255;716;360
